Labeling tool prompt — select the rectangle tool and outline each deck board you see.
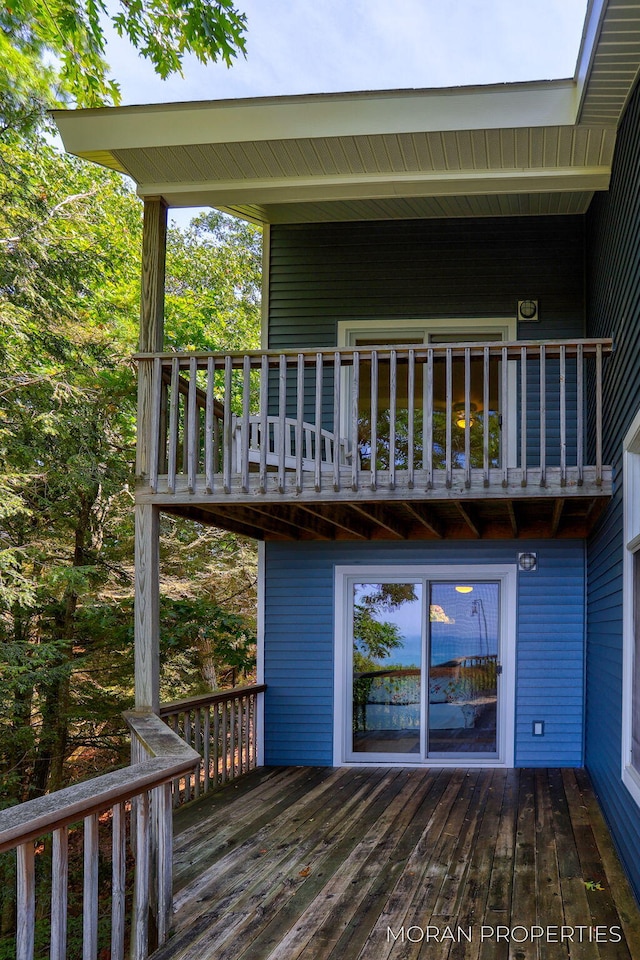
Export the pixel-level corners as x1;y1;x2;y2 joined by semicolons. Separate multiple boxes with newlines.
154;767;640;960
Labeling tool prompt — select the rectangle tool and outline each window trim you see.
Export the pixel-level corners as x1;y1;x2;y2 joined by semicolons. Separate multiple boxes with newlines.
622;407;640;805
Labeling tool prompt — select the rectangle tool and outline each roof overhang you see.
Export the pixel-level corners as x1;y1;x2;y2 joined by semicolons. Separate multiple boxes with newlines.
52;0;640;224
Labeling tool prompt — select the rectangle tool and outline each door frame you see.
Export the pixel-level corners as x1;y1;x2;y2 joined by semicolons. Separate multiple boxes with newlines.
333;563;517;767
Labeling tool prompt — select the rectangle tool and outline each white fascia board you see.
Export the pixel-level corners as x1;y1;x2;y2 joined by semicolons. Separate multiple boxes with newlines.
53;81;577;156
574;0;609;116
136;166;611;208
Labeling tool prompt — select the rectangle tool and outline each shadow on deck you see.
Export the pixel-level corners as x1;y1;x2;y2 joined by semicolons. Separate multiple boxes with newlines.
155;766;640;960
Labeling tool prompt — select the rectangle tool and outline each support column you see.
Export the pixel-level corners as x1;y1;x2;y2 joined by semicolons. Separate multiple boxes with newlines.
135;197;167;711
135;503;160;711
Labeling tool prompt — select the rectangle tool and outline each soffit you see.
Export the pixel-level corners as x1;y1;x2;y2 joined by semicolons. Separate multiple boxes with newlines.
577;0;640;123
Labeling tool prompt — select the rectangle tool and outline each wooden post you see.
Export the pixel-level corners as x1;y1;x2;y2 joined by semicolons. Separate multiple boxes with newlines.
135;505;160;712
135;198;166;714
137;197;168;478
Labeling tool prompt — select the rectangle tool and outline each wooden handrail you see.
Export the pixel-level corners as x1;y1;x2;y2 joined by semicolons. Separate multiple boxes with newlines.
136;338;613;366
159;682;266;716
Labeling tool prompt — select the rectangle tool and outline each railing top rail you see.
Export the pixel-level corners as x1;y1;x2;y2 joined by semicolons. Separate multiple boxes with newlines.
134;338;613;365
0;713;199;853
159;682;267;717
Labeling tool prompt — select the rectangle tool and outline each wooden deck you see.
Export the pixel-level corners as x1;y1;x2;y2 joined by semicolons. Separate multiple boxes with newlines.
154;766;640;960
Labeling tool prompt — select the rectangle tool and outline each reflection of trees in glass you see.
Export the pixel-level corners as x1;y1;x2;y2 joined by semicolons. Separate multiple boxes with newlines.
358;408;501;471
352;583;418;731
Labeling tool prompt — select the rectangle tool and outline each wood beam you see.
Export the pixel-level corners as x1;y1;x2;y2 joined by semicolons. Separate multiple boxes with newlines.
350;503;409;539
276;505;336;540
403;503;444;538
507;501;518;538
134;503;160;712
455;502;481;538
550;499;564;538
165;505;267;540
231;505;301;540
297;504;370;540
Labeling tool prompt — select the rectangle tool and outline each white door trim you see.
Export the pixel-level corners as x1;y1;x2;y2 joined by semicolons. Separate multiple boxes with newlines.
333;563;517;768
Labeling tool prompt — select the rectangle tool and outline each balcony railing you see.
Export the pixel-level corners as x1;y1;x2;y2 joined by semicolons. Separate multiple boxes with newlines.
136;339;612;501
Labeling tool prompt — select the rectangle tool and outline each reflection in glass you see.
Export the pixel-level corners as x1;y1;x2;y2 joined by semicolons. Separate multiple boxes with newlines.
352;582;422;754
428;582;499;756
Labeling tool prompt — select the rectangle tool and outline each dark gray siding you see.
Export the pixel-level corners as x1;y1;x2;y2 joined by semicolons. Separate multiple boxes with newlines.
586;78;640;900
264;540;585;768
268;216;585;348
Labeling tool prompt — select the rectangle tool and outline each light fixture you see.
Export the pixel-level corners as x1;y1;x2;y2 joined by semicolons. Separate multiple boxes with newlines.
518;299;539;322
454;402;477;430
455;585;474;594
518;551;538;572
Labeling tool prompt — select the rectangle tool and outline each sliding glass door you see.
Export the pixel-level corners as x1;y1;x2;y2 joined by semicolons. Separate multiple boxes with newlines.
344;568;510;764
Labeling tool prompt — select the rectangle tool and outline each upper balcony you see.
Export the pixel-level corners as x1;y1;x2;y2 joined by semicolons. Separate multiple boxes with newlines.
135;338;612;541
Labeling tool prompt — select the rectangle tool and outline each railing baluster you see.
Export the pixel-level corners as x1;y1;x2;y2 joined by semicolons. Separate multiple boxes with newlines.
483;345;490;487
425;348;433;489
370;350;378;491
389;349;397;490
577;342;584;485
230;699;237;778
214;702;221;785
296;353;305;493
194;708;201;799
184;712;192;800
560;344;567;487
333;352;341;492
83;813;99;960
408;348;415;489
259;355;269;494
156;782;172;946
111;804;126;960
244;696;251;773
205;356;215;493
16;843;35;960
167;358;179;494
241;355;251;493
520;346;527;487
51;827;69;960
445;347;452;489
464;346;471;489
132;792;150;960
351;351;360;492
540;344;546;487
187;356;198;494
501;345;509;487
314;353;323;493
596;342;603;486
222;701;229;783
278;354;287;494
203;707;211;792
223;356;233;494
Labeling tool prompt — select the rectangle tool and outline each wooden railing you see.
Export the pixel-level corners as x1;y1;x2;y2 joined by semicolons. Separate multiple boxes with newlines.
0;712;199;960
159;683;266;806
136;338;612;499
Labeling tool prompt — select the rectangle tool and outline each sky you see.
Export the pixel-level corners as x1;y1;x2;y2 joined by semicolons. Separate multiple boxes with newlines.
98;0;589;226
103;0;590;106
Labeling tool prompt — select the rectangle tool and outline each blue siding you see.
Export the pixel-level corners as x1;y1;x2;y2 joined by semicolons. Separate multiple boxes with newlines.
264;540;585;768
585;76;640;900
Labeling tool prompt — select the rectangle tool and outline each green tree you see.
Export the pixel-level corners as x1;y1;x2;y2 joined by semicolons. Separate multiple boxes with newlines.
1;0;247;136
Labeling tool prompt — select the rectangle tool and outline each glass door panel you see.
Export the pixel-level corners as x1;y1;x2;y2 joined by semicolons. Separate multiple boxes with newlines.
351;581;423;755
427;582;500;757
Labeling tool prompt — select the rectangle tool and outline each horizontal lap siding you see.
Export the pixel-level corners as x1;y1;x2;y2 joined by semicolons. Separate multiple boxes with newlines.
264;540;585;767
586;78;640;900
268;216;586;453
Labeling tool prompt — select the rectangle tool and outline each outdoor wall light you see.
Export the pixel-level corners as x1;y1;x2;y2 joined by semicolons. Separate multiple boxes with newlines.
517;299;539;322
454;402;477;429
518;551;538;572
455;585;474;594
